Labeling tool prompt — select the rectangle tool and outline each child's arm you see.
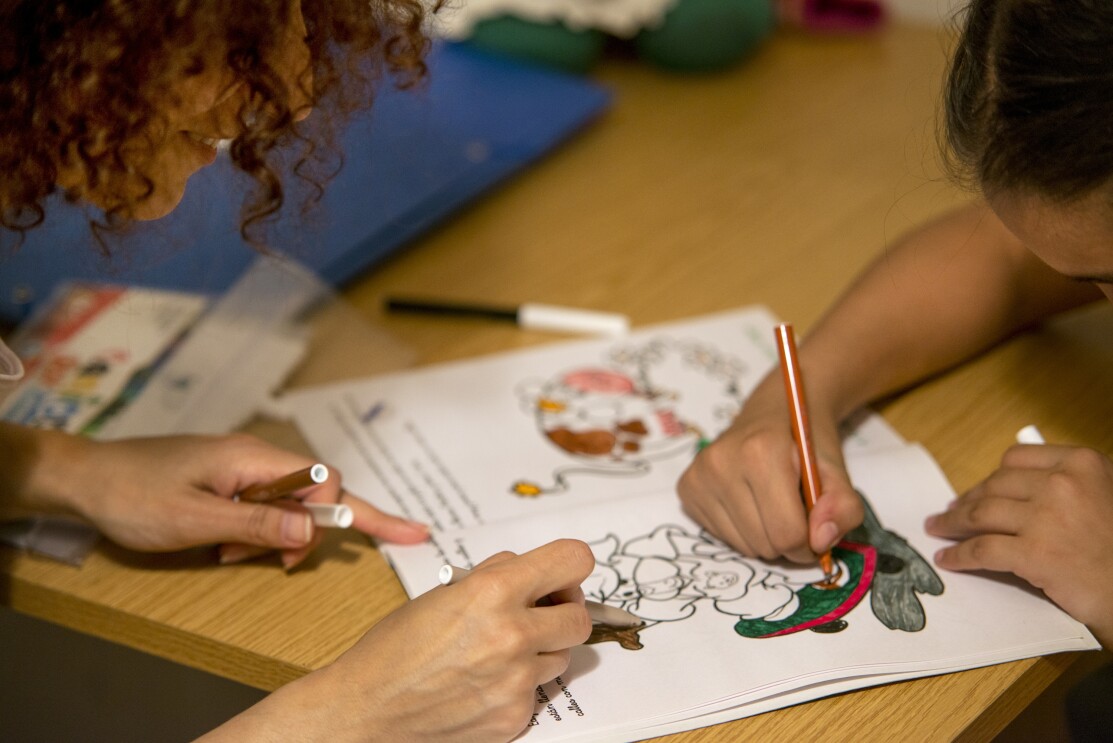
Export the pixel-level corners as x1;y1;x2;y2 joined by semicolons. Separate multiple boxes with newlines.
679;200;1102;563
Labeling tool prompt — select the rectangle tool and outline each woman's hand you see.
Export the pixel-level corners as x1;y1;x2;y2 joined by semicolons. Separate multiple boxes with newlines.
203;539;596;742
31;430;427;568
926;442;1113;647
677;377;864;564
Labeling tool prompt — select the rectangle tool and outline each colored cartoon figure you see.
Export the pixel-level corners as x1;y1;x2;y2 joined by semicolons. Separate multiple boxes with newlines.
512;338;746;496
584;496;944;649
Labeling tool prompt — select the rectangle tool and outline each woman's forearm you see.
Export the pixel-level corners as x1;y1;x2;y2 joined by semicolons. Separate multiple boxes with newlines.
0;422;89;520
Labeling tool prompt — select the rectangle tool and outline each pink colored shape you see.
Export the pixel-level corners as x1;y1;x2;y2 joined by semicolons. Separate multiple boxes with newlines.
563;368;636;394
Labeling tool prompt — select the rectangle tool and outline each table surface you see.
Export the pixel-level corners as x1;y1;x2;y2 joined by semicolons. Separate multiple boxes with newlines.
5;22;1113;742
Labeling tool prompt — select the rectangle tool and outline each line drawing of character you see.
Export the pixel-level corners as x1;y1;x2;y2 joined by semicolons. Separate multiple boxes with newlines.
511;338;747;497
583;494;943;649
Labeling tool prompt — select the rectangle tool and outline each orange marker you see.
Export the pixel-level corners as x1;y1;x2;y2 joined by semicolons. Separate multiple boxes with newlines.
774;323;837;585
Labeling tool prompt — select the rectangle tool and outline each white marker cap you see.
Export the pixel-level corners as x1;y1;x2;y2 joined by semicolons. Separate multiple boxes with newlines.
1016;425;1046;445
303;503;353;528
518;303;629;337
438;564;471;586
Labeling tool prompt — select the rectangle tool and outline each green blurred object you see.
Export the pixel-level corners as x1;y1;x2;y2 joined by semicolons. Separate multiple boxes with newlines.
468;16;606;74
636;0;775;72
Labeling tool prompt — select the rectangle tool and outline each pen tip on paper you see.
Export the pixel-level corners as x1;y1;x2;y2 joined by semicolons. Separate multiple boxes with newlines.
818;563;842;590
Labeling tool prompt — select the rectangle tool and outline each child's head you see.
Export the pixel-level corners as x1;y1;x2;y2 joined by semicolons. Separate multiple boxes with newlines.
944;0;1113;204
944;0;1113;300
1;0;436;239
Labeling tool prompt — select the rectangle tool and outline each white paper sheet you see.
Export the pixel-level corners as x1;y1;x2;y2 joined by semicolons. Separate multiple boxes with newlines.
282;307;1096;741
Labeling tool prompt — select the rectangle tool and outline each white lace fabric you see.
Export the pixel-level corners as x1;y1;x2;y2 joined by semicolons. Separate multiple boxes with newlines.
433;0;680;39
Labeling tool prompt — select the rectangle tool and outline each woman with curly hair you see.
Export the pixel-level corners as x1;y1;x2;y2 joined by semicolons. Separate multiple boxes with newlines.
680;0;1113;653
1;0;433;233
1;2;594;739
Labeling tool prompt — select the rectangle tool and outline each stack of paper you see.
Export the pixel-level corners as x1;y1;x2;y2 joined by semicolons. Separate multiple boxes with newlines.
283;307;1097;741
0;257;323;440
0;282;207;435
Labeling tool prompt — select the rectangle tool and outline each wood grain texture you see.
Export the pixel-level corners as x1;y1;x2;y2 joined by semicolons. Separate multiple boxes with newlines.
4;23;1110;741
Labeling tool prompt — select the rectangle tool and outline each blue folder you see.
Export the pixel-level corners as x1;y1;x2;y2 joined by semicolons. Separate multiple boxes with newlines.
0;43;612;324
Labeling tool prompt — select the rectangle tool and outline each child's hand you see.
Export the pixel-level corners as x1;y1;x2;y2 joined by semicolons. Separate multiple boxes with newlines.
926;443;1113;647
677;380;864;564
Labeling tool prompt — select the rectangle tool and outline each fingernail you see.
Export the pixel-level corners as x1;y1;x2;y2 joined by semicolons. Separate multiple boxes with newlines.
815;521;839;552
282;552;302;571
924;515;937;531
283;512;312;546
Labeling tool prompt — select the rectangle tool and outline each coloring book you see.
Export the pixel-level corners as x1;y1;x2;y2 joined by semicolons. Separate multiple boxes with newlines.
282;307;1097;742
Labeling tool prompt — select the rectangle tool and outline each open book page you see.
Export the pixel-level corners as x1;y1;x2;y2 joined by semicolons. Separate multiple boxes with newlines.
283;306;903;557
384;444;1096;741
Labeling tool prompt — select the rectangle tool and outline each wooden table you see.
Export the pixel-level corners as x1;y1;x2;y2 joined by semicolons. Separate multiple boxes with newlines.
4;22;1112;742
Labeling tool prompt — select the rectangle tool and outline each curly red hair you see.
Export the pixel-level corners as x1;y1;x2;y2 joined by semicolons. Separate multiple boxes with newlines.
0;0;439;246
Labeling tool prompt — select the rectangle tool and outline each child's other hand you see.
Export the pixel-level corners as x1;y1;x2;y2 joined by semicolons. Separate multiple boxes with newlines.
926;442;1113;647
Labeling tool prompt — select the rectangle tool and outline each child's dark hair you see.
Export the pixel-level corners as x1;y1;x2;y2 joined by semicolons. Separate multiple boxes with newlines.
944;0;1113;201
